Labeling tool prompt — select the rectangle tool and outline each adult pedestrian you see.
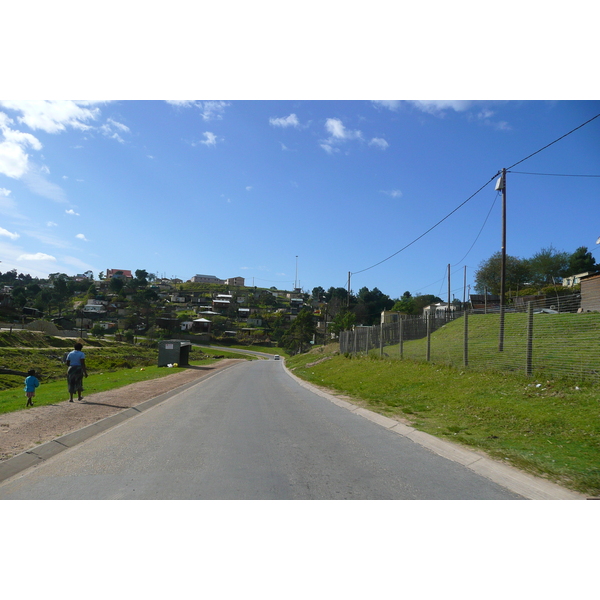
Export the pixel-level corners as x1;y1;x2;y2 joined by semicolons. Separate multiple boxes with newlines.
66;342;88;402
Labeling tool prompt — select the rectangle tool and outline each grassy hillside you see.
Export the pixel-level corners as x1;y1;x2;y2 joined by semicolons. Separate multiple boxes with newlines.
288;345;600;496
381;312;600;382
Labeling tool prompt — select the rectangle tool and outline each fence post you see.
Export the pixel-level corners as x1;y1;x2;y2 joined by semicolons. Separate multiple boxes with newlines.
526;301;534;376
463;310;469;367
426;313;432;361
380;322;384;357
399;318;404;359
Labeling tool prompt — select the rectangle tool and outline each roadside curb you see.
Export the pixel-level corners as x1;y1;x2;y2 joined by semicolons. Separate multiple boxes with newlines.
282;362;586;500
0;361;240;485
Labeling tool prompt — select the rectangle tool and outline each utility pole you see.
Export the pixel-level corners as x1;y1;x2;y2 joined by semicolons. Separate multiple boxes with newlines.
447;263;451;315
347;272;351;307
295;256;298;290
496;169;507;351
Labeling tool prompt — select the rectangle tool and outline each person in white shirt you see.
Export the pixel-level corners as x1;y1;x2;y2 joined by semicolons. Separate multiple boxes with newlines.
66;342;88;402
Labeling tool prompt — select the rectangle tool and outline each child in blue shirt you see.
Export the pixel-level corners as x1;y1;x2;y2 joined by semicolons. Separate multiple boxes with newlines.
24;369;40;407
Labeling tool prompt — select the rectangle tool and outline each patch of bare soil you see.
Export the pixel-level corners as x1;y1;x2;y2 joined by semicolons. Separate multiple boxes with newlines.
0;359;241;461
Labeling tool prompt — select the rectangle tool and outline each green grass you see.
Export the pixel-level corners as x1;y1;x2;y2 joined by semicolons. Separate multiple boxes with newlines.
228;344;289;357
378;312;600;382
0;363;215;415
288;348;600;496
0;331;251;415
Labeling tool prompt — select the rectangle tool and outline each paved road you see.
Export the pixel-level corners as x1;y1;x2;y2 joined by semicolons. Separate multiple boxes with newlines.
0;359;522;499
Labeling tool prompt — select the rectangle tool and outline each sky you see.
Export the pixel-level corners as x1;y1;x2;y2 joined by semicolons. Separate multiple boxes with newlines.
1;4;599;307
2;99;598;301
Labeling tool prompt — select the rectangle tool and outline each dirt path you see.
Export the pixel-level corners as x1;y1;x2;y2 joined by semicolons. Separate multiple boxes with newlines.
0;360;241;461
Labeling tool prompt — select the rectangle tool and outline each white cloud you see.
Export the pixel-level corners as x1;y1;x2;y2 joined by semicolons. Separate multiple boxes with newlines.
22;165;67;203
246;186;253;191
199;101;229;121
61;255;95;271
47;221;58;227
106;118;130;132
18;252;56;261
320;143;338;155
372;101;401;111
374;100;473;116
321;118;363;153
197;132;218;146
166;100;194;107
475;109;511;130
381;189;403;198
168;100;230;121
269;114;300;128
100;118;130;143
76;233;88;241
66;209;80;216
0;112;43;178
0;100;100;133
22;228;72;248
325;118;362;141
0;190;23;219
0;227;19;240
369;137;389;149
409;100;472;115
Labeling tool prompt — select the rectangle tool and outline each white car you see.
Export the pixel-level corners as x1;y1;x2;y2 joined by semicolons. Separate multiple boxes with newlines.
273;355;280;360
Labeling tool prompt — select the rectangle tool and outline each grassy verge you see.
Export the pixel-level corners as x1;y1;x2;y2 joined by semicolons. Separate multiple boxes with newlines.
228;345;288;357
0;331;251;415
287;348;600;496
0;362;218;415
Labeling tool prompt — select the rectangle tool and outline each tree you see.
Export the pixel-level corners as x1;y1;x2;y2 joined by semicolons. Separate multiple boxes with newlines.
525;245;570;287
568;246;597;275
329;310;355;335
413;294;443;314
474;252;531;294
109;276;125;294
312;286;325;301
353;286;394;325
324;287;348;303
134;269;149;287
391;291;417;315
280;308;316;354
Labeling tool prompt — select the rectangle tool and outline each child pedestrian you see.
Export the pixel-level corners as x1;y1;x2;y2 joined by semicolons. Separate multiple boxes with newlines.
24;369;40;407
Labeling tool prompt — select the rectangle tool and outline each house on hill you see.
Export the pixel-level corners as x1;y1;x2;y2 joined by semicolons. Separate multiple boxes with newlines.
226;276;245;286
190;274;224;284
106;269;133;279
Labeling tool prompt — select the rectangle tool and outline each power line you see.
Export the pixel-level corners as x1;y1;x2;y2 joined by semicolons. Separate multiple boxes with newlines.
351;112;600;280
452;191;500;267
506;112;600;171
508;170;600;178
351;174;498;276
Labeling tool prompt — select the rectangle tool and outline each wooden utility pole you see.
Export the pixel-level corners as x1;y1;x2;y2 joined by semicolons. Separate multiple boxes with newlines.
498;168;507;351
347;272;351;307
447;263;451;311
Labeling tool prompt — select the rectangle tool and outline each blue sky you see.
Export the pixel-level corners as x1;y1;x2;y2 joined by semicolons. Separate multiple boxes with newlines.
1;3;599;302
1;100;598;300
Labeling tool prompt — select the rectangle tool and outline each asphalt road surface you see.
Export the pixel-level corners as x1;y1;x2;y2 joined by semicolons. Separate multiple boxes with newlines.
0;359;522;499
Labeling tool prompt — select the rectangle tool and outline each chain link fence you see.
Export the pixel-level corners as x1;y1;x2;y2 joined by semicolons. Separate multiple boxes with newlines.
339;291;600;382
